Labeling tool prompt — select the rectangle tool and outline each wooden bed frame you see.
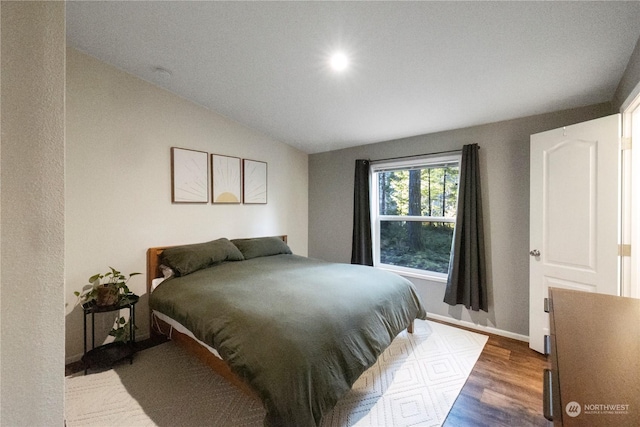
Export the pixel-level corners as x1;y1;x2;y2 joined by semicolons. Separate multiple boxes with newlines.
146;236;290;399
146;235;415;401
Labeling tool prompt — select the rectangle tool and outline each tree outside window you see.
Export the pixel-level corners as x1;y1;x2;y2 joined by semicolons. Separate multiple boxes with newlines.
372;154;460;279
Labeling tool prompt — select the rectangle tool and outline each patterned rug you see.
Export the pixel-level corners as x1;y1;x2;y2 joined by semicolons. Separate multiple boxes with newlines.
65;320;487;427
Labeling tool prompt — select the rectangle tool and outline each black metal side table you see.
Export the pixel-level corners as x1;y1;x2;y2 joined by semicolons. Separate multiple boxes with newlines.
81;293;139;374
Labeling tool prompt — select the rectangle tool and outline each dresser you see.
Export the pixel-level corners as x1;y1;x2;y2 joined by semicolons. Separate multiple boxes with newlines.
544;288;640;426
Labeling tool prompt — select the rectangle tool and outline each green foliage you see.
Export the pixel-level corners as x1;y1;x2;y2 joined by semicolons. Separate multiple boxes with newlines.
378;165;459;217
73;267;140;342
108;317;137;342
380;222;454;273
377;163;459;273
73;267;141;303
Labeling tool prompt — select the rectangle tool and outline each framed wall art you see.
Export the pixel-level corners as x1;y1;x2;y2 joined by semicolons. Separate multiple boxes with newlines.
211;154;242;204
243;159;267;204
171;147;209;203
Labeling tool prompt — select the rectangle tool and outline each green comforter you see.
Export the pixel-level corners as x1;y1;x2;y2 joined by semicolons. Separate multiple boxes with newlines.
150;254;426;426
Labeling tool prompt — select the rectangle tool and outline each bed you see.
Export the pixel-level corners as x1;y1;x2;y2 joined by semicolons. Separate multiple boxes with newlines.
147;236;426;426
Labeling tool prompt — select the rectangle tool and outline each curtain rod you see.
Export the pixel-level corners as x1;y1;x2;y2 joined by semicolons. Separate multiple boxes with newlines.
368;146;478;164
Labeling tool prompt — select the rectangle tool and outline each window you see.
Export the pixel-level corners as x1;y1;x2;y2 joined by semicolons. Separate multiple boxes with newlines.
371;153;460;281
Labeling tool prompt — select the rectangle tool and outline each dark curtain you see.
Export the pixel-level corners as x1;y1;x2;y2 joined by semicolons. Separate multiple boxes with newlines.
444;144;488;312
351;159;373;266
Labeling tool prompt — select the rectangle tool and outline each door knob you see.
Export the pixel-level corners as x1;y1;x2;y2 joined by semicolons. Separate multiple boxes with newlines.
530;249;541;257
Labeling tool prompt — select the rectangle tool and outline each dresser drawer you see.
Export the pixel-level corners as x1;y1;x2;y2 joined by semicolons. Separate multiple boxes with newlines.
547;288;640;426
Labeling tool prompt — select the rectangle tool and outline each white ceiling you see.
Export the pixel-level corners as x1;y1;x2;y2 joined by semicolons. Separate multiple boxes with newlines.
66;1;640;154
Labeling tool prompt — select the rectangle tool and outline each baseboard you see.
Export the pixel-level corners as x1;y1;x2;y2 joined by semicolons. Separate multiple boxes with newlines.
65;332;151;365
66;352;83;365
426;313;529;342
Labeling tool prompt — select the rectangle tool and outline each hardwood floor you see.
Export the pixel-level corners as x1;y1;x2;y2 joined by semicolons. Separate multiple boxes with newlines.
66;323;551;427
443;324;551;427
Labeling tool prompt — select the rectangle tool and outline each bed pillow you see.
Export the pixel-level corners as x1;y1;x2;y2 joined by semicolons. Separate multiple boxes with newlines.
159;264;175;279
161;238;245;276
231;236;292;260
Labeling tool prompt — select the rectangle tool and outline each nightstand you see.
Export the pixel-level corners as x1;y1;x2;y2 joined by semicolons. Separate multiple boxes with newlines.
81;294;139;374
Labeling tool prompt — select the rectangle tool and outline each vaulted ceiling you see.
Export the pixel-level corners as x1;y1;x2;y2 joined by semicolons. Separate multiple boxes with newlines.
66;1;640;153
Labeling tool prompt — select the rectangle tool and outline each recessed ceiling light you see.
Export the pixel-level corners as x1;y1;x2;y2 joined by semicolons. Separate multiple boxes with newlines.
152;66;173;79
330;52;349;72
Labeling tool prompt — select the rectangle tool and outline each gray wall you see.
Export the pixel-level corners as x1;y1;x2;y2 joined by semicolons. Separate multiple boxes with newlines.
614;34;640;110
309;103;611;336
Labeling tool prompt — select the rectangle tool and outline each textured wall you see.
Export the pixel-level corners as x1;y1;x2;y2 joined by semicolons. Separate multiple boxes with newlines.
65;49;308;361
309;103;612;337
1;2;66;425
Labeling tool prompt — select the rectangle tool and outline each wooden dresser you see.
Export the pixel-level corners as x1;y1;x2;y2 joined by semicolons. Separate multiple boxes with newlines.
544;288;640;426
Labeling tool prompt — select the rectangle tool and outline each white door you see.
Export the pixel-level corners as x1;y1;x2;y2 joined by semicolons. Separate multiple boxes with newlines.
529;114;621;354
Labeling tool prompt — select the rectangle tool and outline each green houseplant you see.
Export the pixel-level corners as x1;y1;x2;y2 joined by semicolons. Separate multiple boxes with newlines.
74;267;141;341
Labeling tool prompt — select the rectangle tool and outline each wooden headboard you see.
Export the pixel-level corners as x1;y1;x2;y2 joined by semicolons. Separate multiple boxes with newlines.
146;235;288;296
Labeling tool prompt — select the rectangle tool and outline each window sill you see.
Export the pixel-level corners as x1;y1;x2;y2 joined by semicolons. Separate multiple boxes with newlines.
375;265;448;283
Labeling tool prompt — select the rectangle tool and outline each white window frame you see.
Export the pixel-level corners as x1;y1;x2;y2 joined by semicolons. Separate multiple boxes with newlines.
370;152;461;282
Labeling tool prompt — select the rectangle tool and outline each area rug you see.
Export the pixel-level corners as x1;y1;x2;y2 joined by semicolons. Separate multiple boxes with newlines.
65;320;488;427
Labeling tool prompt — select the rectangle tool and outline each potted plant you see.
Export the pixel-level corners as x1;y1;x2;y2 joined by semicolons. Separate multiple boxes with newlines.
75;267;140;306
74;267;140;341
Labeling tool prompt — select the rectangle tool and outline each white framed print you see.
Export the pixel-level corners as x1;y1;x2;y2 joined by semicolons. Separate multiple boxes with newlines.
211;154;242;204
243;159;267;204
171;147;209;203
